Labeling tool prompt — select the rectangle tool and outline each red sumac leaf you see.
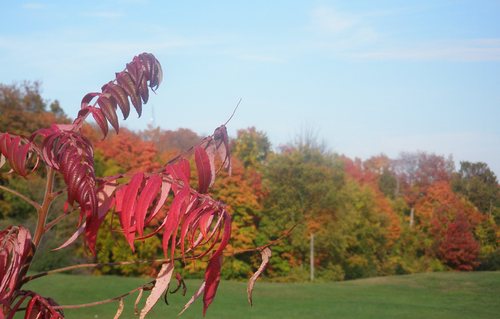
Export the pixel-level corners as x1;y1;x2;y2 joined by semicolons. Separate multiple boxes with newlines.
0;226;34;305
194;146;213;193
203;211;231;315
119;172;144;250
97;95;120;133
162;188;189;258
90;107;108;137
103;82;130;120
116;71;142;116
81;92;100;109
135;175;162;236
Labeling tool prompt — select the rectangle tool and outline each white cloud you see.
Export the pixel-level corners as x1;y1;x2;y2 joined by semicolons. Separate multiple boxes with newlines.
308;6;380;52
81;11;124;19
310;6;358;34
22;2;45;10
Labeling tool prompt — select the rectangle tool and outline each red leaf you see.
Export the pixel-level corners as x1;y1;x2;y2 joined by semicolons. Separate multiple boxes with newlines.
162;188;189;258
80;92;100;109
90;107;109;137
135;175;162;236
195;146;213;193
103;82;130;120
116;71;142;116
203;211;231;315
119;172;144;250
0;226;33;306
166;158;191;186
97;95;119;133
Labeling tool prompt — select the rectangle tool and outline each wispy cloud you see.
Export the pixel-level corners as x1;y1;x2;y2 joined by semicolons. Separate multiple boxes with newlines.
81;11;124;19
238;54;285;64
22;2;45;10
354;39;500;62
308;5;500;62
308;6;380;52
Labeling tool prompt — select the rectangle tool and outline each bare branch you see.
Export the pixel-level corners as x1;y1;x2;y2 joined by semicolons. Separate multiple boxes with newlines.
0;184;40;210
223;97;242;126
54;281;155;310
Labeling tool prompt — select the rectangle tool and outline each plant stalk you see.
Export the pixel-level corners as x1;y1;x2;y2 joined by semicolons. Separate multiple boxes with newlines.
33;167;55;247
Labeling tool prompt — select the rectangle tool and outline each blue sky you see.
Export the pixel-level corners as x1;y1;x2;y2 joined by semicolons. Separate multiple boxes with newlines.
1;1;499;175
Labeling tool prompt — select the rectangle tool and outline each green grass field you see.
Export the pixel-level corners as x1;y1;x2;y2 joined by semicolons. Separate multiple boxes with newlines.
22;271;499;319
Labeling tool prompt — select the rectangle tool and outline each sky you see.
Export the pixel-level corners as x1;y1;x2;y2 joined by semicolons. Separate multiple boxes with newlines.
1;1;499;176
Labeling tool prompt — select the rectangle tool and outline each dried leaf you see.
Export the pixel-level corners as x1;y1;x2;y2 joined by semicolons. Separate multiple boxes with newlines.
113;298;124;319
247;247;272;306
134;288;143;315
139;263;174;319
179;282;205;316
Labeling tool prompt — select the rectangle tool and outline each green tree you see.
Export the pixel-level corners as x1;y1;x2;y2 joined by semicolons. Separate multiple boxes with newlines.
232;127;271;169
452;161;500;220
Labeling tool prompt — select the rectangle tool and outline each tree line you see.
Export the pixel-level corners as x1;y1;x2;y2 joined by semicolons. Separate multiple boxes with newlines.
1;82;498;281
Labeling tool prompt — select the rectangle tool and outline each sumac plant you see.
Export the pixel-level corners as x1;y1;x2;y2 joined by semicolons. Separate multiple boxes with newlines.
0;53;272;318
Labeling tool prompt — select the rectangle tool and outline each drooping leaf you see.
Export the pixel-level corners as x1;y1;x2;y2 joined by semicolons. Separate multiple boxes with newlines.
135;175;162;236
179;282;205;316
90;107;109;137
113;298;124;319
195;146;213;193
103;82;130;120
139;263;174;319
247;247;272;306
0;133;37;177
97;94;120;133
0;226;34;306
119;172;144;250
162;188;189;258
203;211;231;316
116;71;142;116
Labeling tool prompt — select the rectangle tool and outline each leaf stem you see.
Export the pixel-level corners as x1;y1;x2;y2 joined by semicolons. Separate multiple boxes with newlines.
0;184;40;210
33;167;55;247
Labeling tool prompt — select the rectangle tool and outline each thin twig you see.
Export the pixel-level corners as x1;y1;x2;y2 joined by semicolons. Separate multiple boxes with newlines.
223;97;242;126
0;184;40;210
21;259;169;284
54;281;155;310
227;224;297;256
44;209;76;232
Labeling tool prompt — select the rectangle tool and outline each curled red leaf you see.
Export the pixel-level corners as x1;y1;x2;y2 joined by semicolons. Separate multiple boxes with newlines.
0;226;34;313
0;133;38;177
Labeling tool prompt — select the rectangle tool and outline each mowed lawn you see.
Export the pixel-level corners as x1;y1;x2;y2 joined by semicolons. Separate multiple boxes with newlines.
23;271;499;319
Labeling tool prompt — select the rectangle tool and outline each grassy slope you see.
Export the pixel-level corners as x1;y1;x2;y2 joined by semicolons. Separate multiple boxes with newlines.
23;271;499;319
